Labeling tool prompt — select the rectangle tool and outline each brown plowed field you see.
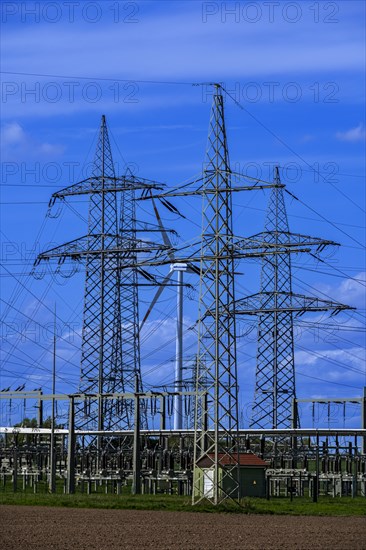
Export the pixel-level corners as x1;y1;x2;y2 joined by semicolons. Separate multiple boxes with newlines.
1;505;365;549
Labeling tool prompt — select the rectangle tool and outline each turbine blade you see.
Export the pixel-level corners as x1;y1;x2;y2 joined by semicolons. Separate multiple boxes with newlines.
139;271;174;332
186;264;200;275
150;193;175;261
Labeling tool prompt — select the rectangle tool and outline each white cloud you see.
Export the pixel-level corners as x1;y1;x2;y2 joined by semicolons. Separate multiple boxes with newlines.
2;6;365;84
2;122;26;144
313;272;366;309
1;5;364;119
337;272;366;305
300;134;316;143
336;123;366;142
141;315;195;347
296;350;318;366
296;346;365;372
0;121;65;160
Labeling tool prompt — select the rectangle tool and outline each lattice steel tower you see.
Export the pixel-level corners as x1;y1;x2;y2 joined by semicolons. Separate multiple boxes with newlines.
79;115;127;433
252;168;296;429
235;167;352;429
193;85;240;504
36;116;164;432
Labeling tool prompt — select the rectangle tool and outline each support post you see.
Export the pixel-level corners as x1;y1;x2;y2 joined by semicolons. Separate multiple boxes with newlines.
160;396;166;431
362;387;366;455
49;414;56;492
132;376;141;495
37;391;43;428
49;310;57;493
13;446;18;492
202;392;208;452
352;455;357;498
67;396;75;494
313;439;319;503
174;268;184;430
291;398;298;468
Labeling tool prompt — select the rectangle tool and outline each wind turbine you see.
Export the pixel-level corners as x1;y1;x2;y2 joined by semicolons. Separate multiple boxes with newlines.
139;197;198;430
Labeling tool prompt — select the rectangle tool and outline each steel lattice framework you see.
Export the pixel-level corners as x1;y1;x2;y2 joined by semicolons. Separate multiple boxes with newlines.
192;86;240;505
235;167;352;430
36;116;165;432
80;116;124;432
252;169;297;430
118;172;142;422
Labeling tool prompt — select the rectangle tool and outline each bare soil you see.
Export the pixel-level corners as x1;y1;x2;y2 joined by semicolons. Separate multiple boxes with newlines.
1;505;365;549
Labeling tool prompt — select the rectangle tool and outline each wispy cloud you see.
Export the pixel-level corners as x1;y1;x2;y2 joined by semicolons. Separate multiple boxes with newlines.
337;272;366;305
0;121;65;160
2;4;364;120
296;346;365;372
312;272;366;309
336;123;366;142
2;5;365;82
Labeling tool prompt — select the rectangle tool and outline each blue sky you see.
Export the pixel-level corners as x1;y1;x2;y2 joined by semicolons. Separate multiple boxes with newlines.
0;1;365;428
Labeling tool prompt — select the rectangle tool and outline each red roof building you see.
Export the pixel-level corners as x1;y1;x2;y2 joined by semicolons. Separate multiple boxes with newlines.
196;452;267;468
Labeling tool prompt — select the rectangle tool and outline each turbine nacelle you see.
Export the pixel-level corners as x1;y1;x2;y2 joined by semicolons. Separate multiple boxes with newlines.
170;263;188;273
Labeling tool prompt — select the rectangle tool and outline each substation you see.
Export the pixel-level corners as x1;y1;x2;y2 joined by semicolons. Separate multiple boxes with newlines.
1;85;365;505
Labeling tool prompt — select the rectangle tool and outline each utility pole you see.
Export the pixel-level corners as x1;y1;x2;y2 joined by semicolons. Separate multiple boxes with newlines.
67;396;75;495
37;390;43;428
313;437;319;503
362;387;366;454
173;263;186;430
49;304;57;493
132;375;141;495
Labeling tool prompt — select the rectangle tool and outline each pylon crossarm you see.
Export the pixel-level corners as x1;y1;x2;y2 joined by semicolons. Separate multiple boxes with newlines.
35;235;172;264
142;171;283;201
134;220;179;236
100;229;328;273
49;175;165;205
234;237;311;254
234;291;354;315
151;182;281;199
120;246;314;271
236;233;338;252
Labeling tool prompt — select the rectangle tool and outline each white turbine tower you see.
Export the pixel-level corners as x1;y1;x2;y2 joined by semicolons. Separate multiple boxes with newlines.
139;198;197;429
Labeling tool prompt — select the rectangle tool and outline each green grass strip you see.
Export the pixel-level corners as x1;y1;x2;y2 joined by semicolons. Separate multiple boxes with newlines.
1;492;365;516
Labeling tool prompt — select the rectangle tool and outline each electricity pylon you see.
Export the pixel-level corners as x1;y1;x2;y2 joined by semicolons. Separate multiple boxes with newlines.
79;116;126;433
151;86;285;504
126;86;312;503
35;116;166;433
192;85;240;505
235;167;353;429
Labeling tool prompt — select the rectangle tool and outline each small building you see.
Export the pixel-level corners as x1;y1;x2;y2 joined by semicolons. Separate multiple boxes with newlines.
195;452;268;498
